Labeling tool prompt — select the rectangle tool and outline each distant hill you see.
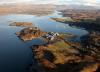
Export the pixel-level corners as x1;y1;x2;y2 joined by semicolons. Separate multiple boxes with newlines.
56;5;100;11
0;3;56;15
0;3;99;15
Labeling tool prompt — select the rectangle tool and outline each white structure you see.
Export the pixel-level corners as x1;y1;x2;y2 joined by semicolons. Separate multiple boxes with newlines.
43;32;59;41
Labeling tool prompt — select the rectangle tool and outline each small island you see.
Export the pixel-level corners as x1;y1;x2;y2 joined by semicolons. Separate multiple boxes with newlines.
9;22;33;27
16;27;47;41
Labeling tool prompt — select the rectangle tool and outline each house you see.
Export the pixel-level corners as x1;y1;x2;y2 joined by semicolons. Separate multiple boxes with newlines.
43;32;59;41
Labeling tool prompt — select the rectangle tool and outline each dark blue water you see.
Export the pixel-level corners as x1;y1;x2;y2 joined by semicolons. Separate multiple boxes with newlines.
0;11;88;72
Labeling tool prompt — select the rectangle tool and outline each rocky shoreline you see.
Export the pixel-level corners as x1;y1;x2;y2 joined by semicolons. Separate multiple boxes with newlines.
12;22;100;72
16;27;47;41
51;17;100;31
30;33;100;72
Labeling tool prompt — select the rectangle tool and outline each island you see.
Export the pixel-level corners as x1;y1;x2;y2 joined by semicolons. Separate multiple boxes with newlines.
9;22;33;27
16;27;47;41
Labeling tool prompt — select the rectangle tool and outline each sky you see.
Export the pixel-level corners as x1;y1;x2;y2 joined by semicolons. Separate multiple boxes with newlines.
0;0;100;6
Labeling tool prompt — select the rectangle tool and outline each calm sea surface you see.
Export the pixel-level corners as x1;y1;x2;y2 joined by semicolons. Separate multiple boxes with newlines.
0;11;88;72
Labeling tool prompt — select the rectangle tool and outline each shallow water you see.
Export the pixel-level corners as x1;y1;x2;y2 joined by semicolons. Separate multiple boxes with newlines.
0;11;88;72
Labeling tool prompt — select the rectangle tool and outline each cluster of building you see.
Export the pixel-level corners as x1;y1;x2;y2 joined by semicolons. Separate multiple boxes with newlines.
42;32;59;41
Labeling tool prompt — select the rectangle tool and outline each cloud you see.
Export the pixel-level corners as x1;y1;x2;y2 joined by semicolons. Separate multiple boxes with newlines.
78;0;100;6
77;0;97;3
73;0;97;5
0;0;99;6
31;0;100;6
31;0;59;4
0;0;31;2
